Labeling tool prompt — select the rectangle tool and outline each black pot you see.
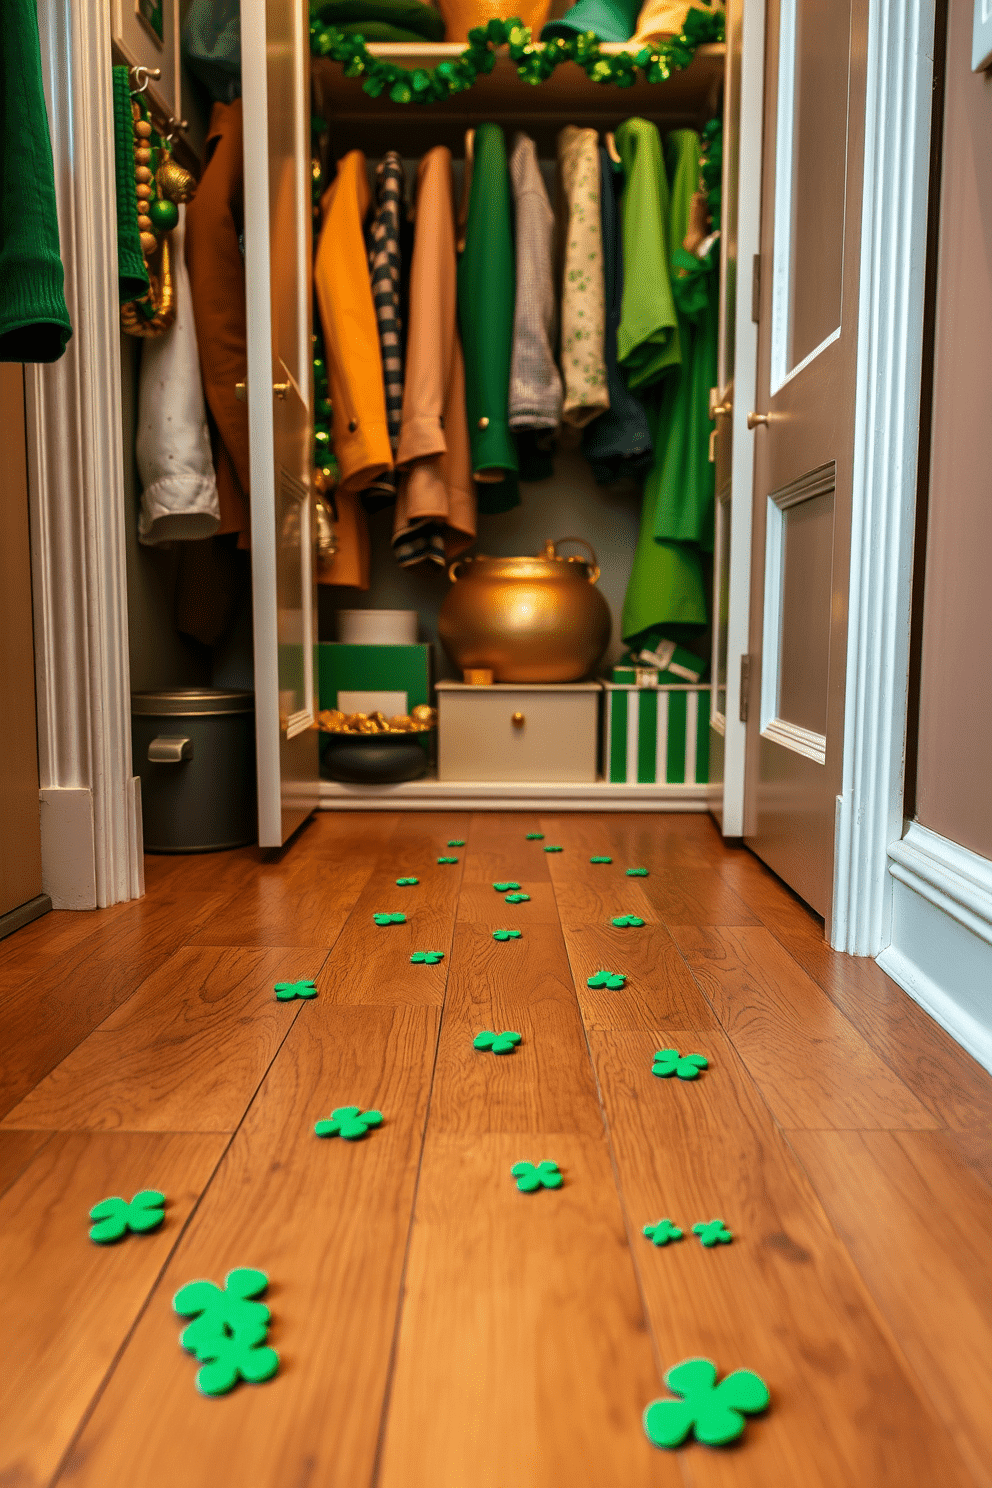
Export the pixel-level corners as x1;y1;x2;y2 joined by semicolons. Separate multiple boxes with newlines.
320;732;430;784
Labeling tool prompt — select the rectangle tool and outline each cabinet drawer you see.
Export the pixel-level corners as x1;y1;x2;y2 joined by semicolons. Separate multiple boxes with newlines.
436;683;601;783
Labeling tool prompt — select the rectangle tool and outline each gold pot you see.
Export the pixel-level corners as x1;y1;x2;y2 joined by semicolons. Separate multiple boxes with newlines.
438;538;611;683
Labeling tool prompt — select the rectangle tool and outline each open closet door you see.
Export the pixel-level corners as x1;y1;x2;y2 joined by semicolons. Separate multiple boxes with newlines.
744;0;868;919
242;0;319;846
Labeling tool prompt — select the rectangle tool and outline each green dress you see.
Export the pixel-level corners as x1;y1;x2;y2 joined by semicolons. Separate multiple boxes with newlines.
457;123;519;513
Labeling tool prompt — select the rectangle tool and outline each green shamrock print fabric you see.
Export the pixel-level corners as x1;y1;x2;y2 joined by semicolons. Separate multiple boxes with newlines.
693;1219;733;1247
511;1160;563;1192
643;1357;769;1448
652;1049;708;1080
587;969;626;989
410;950;444;964
473;1029;522;1055
173;1267;278;1397
274;979;317;1001
643;1218;683;1246
314;1106;384;1140
89;1189;165;1243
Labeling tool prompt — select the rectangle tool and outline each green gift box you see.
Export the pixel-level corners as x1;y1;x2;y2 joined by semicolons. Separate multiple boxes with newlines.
605;683;711;784
318;643;432;716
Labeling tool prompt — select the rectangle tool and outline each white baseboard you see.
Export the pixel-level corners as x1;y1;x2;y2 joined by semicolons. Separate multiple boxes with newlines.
318;778;710;812
39;787;97;909
878;822;992;1075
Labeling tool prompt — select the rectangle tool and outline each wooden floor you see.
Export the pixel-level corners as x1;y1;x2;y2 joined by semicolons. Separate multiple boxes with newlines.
1;811;991;1488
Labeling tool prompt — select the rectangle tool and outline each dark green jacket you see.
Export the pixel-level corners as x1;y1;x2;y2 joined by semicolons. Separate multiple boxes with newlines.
0;0;72;362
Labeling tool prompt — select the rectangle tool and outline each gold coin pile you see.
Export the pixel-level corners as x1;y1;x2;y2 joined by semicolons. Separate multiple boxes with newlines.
318;704;436;736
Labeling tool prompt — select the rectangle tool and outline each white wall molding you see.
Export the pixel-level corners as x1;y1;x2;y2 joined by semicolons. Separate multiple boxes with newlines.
319;779;710;812
831;0;936;953
878;822;992;1074
25;0;142;907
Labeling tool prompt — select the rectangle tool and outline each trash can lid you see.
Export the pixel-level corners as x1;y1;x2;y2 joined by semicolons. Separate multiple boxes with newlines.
131;688;255;717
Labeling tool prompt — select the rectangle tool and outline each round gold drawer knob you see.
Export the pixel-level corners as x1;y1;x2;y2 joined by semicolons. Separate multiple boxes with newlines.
511;711;525;727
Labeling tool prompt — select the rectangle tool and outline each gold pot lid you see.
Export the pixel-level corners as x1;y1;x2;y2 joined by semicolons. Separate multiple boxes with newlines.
452;538;599;583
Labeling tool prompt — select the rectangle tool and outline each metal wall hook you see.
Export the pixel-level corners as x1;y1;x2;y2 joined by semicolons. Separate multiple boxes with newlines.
129;65;162;96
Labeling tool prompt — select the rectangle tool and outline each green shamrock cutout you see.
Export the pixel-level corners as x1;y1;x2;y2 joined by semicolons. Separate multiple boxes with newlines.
374;912;406;925
505;891;530;903
693;1219;733;1247
173;1268;278;1397
89;1189;165;1243
587;969;626;989
627;867;649;877
590;855;613;863
652;1049;708;1080
492;929;522;941
396;876;419;886
543;845;563;853
437;856;458;864
274;979;317;1001
525;832;544;839
410;950;444;964
447;839;466;846
611;915;646;928
643;1357;770;1448
493;881;521;892
511;1160;562;1192
315;1105;383;1140
473;1029;522;1054
643;1218;683;1247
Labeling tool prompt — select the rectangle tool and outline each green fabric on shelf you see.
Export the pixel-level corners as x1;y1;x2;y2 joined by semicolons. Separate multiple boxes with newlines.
312;0;446;41
112;67;151;305
541;0;641;42
0;0;72;361
614;118;680;393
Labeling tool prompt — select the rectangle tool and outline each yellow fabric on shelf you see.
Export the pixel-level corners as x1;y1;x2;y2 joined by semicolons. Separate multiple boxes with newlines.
630;0;722;46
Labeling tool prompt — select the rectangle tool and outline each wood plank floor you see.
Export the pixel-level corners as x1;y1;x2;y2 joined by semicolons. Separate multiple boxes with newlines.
1;810;990;1488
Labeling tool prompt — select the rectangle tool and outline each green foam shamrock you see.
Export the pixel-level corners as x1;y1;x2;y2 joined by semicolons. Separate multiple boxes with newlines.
493;881;521;892
590;855;613;864
652;1049;708;1080
511;1159;562;1192
410;950;444;964
627;867;649;877
314;1105;383;1140
587;969;626;989
396;876;419;886
473;1029;522;1054
437;856;458;864
525;832;544;839
643;1219;683;1247
274;979;317;1001
505;892;530;903
693;1219;733;1248
89;1189;165;1243
612;915;646;928
643;1357;769;1448
543;845;563;853
374;912;406;925
492;929;522;941
447;839;466;846
173;1268;278;1397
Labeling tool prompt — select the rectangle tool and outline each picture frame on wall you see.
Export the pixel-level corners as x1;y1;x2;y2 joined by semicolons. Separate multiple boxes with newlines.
973;0;992;71
136;0;166;48
111;0;180;122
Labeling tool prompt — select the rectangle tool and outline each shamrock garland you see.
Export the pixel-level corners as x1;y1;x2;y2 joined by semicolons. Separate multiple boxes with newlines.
174;1267;279;1397
643;1357;769;1448
310;9;725;107
89;1190;165;1243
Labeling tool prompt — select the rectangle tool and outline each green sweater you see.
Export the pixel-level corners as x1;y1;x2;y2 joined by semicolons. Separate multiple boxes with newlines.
0;0;72;362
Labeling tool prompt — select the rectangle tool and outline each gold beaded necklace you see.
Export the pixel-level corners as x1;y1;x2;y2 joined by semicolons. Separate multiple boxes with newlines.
121;97;195;338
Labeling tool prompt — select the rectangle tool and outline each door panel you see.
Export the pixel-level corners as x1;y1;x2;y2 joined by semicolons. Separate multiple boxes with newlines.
242;0;319;847
745;0;868;919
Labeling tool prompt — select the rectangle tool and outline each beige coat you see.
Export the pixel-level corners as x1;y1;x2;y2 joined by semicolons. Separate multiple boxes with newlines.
393;146;476;565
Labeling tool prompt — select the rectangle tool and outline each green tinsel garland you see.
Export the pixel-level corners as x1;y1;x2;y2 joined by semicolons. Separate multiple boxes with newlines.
310;6;725;104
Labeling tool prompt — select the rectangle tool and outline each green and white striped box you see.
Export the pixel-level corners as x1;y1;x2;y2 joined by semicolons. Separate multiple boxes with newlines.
604;684;711;785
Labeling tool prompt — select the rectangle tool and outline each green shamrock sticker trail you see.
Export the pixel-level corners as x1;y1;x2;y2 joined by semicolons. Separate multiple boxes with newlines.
493;881;521;892
511;1160;563;1192
396;876;419;886
473;1029;522;1055
612;915;646;928
590;855;612;863
374;912;406;925
587;969;627;989
437;856;458;864
643;1357;769;1447
492;928;522;941
314;1106;383;1140
174;1267;279;1397
543;845;563;853
410;950;444;964
693;1219;733;1247
627;867;649;877
505;892;530;903
653;1049;708;1080
525;832;544;839
89;1190;165;1243
447;839;465;846
643;1218;683;1246
274;979;317;1001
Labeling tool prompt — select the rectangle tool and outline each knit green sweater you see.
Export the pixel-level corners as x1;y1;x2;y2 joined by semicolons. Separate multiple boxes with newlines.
0;0;72;362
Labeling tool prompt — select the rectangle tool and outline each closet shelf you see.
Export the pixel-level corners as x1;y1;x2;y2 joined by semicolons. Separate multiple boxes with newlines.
313;43;724;154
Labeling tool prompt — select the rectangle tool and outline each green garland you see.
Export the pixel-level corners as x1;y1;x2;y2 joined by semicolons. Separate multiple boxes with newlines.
310;6;725;104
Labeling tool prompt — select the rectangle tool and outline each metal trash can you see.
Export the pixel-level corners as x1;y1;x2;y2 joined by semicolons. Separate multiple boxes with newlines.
131;689;257;853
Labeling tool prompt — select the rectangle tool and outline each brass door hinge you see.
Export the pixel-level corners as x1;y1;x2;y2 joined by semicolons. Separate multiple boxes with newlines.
739;654;752;724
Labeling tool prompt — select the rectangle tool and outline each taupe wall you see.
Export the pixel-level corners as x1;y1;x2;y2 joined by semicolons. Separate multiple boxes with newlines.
914;0;992;858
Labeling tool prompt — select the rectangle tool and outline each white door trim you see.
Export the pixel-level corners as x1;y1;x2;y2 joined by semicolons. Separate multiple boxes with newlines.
831;0;936;953
25;0;143;908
